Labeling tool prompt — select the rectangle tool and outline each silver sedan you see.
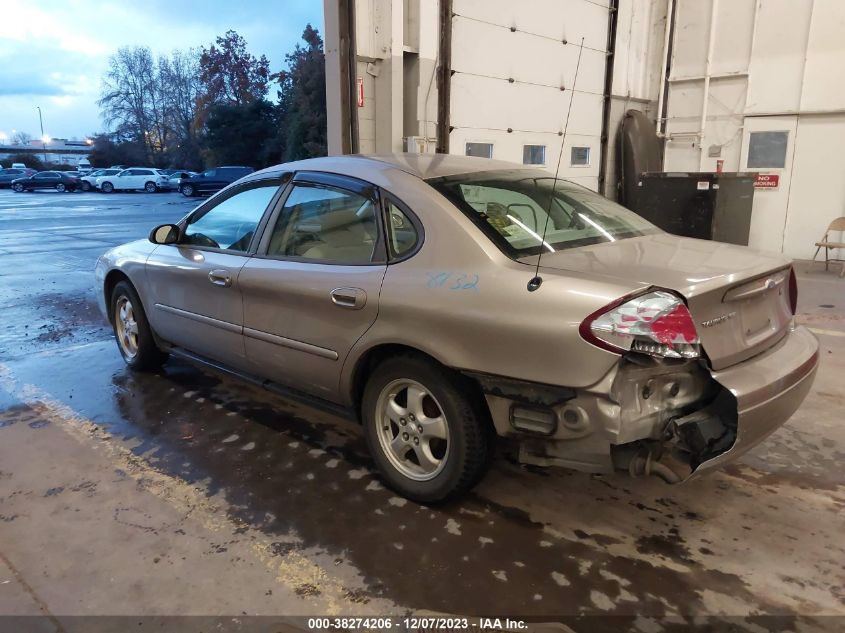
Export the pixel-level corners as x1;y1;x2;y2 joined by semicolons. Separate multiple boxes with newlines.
95;154;818;502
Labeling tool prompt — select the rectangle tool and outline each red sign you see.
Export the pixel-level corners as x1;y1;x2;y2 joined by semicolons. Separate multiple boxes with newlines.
754;174;780;189
356;77;364;107
716;159;724;174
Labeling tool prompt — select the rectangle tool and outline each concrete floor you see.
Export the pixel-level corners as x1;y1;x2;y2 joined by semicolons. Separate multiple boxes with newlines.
0;189;842;631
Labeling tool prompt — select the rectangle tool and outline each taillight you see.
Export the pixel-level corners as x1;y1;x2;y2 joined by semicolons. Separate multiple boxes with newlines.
788;267;798;315
580;290;701;359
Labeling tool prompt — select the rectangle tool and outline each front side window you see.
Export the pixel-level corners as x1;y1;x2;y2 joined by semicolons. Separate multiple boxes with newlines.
266;183;379;263
182;182;279;252
428;169;658;258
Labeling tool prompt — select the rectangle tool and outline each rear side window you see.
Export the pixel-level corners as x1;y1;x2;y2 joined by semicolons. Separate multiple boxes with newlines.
266;184;380;263
385;199;418;258
428;169;658;258
182;182;279;252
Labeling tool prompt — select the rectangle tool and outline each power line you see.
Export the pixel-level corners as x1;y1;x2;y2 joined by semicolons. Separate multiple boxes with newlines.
451;69;604;97
451;12;609;54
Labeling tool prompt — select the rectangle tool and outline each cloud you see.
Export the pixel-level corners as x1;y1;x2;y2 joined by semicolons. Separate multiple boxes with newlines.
0;0;323;137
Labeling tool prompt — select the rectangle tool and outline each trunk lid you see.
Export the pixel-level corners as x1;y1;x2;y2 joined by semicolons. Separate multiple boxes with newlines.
523;233;794;369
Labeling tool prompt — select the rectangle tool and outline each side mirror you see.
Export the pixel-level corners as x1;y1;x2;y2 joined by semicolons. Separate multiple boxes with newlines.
149;224;180;245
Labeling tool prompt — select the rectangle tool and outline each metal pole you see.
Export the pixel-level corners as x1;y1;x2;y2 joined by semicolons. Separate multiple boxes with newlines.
37;106;47;165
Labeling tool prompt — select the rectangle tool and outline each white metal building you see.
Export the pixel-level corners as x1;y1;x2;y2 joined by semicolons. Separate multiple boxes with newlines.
324;0;845;260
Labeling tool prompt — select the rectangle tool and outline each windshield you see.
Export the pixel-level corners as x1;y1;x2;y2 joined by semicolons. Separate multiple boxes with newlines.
428;169;659;258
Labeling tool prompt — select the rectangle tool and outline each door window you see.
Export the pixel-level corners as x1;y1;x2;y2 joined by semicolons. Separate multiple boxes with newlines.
266;184;380;263
182;182;279;252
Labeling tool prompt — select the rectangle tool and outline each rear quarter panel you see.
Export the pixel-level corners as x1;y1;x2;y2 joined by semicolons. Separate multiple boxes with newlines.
338;169;645;398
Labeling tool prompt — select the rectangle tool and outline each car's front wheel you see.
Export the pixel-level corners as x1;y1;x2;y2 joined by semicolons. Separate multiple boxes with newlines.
362;355;493;503
12;183;24;193
110;281;168;370
180;183;195;197
81;181;91;192
56;183;66;192
101;182;114;193
144;181;157;193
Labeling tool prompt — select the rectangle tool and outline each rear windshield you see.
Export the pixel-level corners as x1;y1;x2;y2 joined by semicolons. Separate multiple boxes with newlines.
427;169;659;258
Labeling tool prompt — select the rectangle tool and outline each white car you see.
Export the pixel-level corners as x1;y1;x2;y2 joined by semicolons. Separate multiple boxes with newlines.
97;167;169;193
80;169;120;192
162;170;196;191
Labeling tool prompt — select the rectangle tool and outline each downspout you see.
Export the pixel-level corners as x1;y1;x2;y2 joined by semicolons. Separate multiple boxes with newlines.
598;0;619;196
346;0;360;154
656;0;676;136
436;0;453;154
699;0;719;165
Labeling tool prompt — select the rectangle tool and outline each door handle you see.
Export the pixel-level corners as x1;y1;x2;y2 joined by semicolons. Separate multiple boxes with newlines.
330;287;366;309
208;269;232;287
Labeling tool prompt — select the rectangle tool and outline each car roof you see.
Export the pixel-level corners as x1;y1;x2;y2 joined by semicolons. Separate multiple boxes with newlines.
247;153;535;183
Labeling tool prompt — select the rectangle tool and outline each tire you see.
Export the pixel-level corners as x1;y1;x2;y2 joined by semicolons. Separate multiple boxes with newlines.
362;355;493;503
12;183;24;193
144;181;157;193
180;183;195;197
56;183;66;192
81;181;91;192
110;281;168;370
101;182;114;193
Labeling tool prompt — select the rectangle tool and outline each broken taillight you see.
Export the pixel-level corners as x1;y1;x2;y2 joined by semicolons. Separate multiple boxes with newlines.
580;290;701;359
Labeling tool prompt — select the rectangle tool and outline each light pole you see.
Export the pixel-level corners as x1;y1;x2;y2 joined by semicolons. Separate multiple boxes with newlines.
37;106;47;165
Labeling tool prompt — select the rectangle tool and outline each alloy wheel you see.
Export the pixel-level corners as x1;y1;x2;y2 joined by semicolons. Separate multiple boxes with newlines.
56;183;66;192
114;296;139;359
374;379;450;481
145;182;156;193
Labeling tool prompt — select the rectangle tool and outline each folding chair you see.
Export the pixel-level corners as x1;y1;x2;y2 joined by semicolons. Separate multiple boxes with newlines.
812;217;845;275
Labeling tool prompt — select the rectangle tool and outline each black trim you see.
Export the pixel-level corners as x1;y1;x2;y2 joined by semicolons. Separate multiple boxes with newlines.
176;176;289;256
380;191;425;263
166;347;357;421
252;171;387;266
462;371;576;407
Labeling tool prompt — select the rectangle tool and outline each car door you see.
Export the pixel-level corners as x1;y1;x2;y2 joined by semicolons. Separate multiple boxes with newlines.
238;172;388;401
144;177;285;369
195;169;216;193
33;172;55;190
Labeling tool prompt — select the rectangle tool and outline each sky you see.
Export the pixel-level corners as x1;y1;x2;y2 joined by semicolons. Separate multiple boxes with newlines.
0;0;324;141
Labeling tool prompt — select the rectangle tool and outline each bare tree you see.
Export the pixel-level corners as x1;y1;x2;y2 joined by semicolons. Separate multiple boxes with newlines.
99;47;160;162
11;131;32;146
161;49;204;168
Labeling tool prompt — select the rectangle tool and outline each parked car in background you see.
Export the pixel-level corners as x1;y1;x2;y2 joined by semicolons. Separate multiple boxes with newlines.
11;171;78;193
98;168;170;193
179;166;253;197
163;170;196;191
79;169;120;192
94;154;819;502
78;159;92;173
0;168;36;188
11;163;27;169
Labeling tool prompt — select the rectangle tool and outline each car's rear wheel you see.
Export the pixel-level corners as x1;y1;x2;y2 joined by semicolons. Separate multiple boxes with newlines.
56;183;66;192
181;184;195;197
144;181;157;193
362;355;492;503
81;181;91;192
110;281;168;370
102;182;114;193
12;183;24;193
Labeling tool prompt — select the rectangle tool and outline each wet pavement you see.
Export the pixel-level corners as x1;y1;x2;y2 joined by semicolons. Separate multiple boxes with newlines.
0;189;843;630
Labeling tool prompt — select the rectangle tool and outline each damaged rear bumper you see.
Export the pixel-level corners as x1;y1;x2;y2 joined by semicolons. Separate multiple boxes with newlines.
689;324;818;476
472;325;818;481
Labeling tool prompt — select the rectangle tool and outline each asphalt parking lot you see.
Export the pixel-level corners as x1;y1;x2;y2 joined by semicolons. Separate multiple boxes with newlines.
0;188;843;629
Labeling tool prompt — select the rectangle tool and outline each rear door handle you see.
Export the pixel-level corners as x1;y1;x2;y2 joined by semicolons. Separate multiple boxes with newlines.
208;269;232;287
331;287;366;309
